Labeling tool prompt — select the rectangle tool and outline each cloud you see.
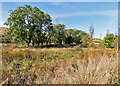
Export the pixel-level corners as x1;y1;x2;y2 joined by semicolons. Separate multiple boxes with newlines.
52;10;117;19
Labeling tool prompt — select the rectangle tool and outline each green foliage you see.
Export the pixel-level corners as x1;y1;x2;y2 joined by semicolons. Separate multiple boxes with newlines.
4;5;52;47
103;34;115;48
4;4;91;48
73;30;86;44
81;34;90;47
1;34;11;43
65;29;74;44
111;35;117;48
4;4;114;49
65;29;87;45
53;24;65;45
65;36;73;44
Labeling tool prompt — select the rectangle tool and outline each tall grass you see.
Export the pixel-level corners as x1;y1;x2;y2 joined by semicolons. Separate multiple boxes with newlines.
2;47;118;84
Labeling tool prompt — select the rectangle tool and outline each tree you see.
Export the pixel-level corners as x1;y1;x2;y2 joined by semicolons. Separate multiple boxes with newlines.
81;34;90;47
44;23;53;46
111;34;117;48
73;29;87;45
1;33;11;43
1;28;11;43
103;34;115;48
64;29;88;45
65;36;73;44
4;5;52;47
53;24;65;45
89;24;94;42
65;29;74;44
73;30;82;44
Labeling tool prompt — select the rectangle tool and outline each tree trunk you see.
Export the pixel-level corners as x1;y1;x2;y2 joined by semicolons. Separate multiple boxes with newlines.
37;42;39;47
32;41;34;47
46;41;48;46
27;43;29;47
41;42;43;46
60;40;62;45
49;40;51;46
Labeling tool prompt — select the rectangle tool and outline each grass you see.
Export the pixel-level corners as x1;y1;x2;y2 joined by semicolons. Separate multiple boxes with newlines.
1;46;118;84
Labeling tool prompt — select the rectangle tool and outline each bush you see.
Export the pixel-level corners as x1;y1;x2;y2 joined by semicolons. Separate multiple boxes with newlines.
103;34;115;48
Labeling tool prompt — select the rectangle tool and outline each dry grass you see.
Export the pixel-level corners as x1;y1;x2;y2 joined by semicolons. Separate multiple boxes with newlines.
2;47;118;84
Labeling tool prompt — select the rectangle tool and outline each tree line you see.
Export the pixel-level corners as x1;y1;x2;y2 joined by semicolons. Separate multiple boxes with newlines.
2;5;91;47
2;4;117;48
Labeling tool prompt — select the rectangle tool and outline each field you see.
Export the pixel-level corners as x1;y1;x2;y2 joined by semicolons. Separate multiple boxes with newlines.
1;2;119;85
1;46;118;84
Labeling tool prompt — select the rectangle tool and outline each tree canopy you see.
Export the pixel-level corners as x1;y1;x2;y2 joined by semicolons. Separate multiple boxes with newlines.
4;5;52;47
4;4;95;48
103;34;115;48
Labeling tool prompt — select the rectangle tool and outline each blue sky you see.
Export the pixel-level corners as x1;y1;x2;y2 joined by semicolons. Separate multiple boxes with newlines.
1;2;118;39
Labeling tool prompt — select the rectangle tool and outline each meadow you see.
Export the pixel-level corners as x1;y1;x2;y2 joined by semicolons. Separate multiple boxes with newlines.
1;3;119;85
1;45;118;84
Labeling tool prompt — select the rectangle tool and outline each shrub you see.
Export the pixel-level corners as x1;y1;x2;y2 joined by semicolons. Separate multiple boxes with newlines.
103;34;115;48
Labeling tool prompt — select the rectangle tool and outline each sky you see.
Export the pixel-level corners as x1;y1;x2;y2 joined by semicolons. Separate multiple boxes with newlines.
1;2;118;39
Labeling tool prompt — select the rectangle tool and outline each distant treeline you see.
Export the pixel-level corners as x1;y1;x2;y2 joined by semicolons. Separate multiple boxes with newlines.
1;5;117;48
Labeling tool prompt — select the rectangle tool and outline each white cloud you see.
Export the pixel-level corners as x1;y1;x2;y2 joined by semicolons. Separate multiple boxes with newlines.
52;10;117;19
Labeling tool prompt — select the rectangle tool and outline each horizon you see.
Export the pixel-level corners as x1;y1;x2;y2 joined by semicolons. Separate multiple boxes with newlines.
1;2;118;39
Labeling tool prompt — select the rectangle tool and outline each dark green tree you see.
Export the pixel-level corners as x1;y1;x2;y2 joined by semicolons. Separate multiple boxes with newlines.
65;29;74;44
73;30;87;45
4;5;52;47
53;24;65;45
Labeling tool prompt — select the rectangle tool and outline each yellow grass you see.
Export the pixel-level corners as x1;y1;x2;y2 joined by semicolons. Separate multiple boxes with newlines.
1;47;118;84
